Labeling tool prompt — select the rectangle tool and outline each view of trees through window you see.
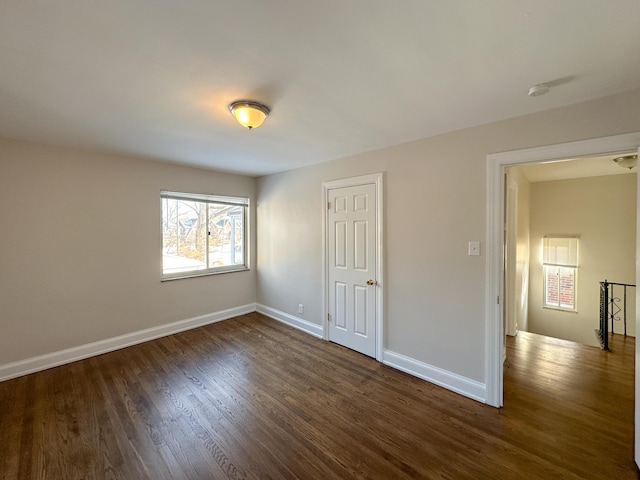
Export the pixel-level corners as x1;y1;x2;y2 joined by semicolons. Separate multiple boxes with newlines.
161;193;247;277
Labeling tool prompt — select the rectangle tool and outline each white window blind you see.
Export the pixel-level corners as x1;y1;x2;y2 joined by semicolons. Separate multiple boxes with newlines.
543;237;578;267
161;191;249;207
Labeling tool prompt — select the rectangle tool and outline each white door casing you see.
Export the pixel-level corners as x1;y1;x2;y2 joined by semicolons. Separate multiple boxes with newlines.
636;145;640;468
505;176;519;337
323;173;384;361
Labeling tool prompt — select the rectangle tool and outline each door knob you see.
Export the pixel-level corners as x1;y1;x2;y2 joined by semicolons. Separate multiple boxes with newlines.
366;279;375;286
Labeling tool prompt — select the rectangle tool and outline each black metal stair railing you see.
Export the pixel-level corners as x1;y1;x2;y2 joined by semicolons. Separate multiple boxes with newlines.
597;280;636;350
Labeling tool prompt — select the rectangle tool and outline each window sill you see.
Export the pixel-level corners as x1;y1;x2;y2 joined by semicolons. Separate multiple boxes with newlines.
161;267;250;282
542;305;578;313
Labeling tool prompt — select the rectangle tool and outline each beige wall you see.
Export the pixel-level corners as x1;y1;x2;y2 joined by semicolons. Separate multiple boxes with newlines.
0;138;256;365
528;174;636;346
257;88;640;383
2;88;640;389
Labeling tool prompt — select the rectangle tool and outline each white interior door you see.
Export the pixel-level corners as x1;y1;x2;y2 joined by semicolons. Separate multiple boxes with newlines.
327;183;377;357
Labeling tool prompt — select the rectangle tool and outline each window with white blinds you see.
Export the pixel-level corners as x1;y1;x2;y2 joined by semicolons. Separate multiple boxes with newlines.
543;237;578;311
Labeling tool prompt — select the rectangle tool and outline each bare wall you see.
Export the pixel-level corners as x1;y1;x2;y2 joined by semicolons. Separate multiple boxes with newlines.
0;138;257;365
528;174;636;346
256;88;640;383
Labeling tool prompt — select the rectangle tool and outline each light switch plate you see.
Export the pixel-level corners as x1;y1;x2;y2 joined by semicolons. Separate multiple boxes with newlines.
468;241;480;256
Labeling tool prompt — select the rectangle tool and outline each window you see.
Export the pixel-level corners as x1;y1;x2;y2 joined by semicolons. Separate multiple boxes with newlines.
161;191;248;279
542;237;578;311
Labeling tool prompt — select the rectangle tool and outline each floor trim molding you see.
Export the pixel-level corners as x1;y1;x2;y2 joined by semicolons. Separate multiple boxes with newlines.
0;303;257;382
256;304;324;338
3;303;486;405
383;349;486;403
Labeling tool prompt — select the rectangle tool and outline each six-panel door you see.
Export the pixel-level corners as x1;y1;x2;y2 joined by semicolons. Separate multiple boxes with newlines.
328;183;377;357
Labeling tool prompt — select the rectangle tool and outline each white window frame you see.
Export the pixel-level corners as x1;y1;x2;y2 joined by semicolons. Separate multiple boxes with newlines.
161;190;249;280
542;236;579;312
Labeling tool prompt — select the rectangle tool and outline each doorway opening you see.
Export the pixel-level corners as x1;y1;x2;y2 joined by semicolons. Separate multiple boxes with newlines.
485;132;640;408
504;155;636;349
485;131;640;465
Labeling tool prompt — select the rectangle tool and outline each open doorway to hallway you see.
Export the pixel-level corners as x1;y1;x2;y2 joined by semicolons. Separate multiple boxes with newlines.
504;153;637;349
485;133;640;465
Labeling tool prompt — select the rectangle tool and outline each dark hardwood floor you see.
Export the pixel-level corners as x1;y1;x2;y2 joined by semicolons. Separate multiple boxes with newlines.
0;313;636;479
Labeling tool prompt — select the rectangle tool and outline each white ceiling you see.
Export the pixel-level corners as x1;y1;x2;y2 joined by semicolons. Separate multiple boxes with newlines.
516;153;638;183
1;1;639;176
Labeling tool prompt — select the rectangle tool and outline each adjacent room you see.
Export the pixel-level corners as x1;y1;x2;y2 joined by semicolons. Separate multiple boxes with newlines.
1;1;640;478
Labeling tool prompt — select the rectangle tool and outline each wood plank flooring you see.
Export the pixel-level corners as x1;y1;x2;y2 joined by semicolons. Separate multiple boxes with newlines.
0;313;637;479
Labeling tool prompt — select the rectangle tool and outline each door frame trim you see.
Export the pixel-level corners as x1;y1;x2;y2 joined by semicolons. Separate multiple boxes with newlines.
322;172;384;361
504;176;518;338
485;132;640;408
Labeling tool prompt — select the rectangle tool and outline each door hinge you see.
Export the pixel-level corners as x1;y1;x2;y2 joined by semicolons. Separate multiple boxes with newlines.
497;295;500;304
327;313;331;322
327;202;330;210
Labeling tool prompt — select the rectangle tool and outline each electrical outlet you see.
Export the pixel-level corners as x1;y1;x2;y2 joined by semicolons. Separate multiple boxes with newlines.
298;304;304;314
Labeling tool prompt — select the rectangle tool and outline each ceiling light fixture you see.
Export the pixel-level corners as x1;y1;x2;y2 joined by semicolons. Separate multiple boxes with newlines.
528;83;550;97
228;100;270;130
613;154;638;170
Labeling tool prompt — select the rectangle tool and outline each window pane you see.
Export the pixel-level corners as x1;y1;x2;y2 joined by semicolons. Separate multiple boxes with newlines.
543;265;576;311
162;199;207;275
208;204;244;268
559;267;575;309
161;191;248;278
545;265;559;306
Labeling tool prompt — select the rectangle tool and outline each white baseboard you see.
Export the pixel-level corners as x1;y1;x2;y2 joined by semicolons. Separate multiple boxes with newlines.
2;302;487;405
256;305;485;403
383;350;486;403
256;304;324;338
0;303;256;382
